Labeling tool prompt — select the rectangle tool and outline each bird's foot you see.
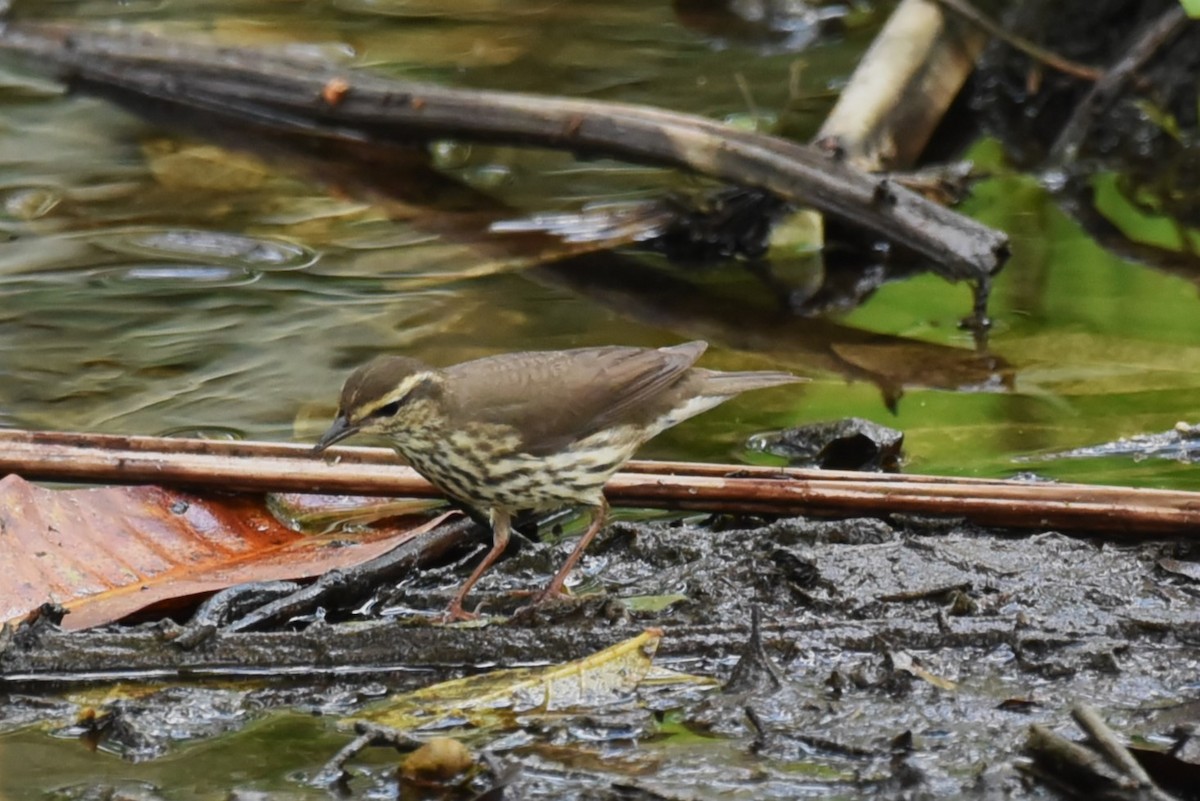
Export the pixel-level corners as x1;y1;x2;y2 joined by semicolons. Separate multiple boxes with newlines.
439;601;480;623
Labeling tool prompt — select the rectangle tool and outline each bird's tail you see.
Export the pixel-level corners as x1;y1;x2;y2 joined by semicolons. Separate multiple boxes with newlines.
698;369;806;395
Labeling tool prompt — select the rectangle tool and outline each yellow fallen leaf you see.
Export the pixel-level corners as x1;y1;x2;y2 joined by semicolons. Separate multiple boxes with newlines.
352;629;708;731
889;650;958;692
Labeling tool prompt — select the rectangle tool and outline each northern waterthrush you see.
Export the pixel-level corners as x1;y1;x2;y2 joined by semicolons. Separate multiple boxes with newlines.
312;340;802;620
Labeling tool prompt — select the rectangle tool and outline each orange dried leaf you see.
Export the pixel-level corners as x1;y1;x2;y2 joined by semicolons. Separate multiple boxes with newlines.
0;475;443;631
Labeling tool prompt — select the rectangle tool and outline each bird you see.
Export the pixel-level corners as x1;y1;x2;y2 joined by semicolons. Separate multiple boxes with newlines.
311;340;802;620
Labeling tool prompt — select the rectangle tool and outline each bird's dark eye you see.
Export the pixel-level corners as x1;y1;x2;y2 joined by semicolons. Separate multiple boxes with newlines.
374;400;404;417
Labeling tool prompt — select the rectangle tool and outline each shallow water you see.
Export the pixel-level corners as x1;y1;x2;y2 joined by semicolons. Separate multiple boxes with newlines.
0;2;1195;490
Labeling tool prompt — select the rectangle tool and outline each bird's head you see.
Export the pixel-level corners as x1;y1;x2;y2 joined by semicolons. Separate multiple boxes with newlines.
312;356;442;454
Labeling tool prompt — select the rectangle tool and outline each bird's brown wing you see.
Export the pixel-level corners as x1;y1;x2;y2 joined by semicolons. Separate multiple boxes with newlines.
442;342;706;455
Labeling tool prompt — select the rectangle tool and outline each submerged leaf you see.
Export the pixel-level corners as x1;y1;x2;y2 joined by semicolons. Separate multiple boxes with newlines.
142;140;270;191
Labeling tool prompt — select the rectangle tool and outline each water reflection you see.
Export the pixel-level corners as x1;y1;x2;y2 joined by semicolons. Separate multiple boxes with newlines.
0;1;1195;490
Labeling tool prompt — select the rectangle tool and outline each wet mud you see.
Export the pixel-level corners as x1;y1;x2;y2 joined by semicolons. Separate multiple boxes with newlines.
3;513;1199;799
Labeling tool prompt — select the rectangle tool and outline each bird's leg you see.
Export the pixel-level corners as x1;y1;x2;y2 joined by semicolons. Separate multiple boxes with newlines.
534;498;609;603
444;509;511;622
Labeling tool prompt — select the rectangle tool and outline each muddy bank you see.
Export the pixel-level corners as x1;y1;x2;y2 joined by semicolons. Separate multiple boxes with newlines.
2;514;1198;799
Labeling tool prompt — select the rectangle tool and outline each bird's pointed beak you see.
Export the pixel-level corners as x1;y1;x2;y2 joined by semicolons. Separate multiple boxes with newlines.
312;415;360;455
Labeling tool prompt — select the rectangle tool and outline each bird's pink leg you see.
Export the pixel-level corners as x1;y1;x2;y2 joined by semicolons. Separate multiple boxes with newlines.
444;509;511;622
534;498;609;603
